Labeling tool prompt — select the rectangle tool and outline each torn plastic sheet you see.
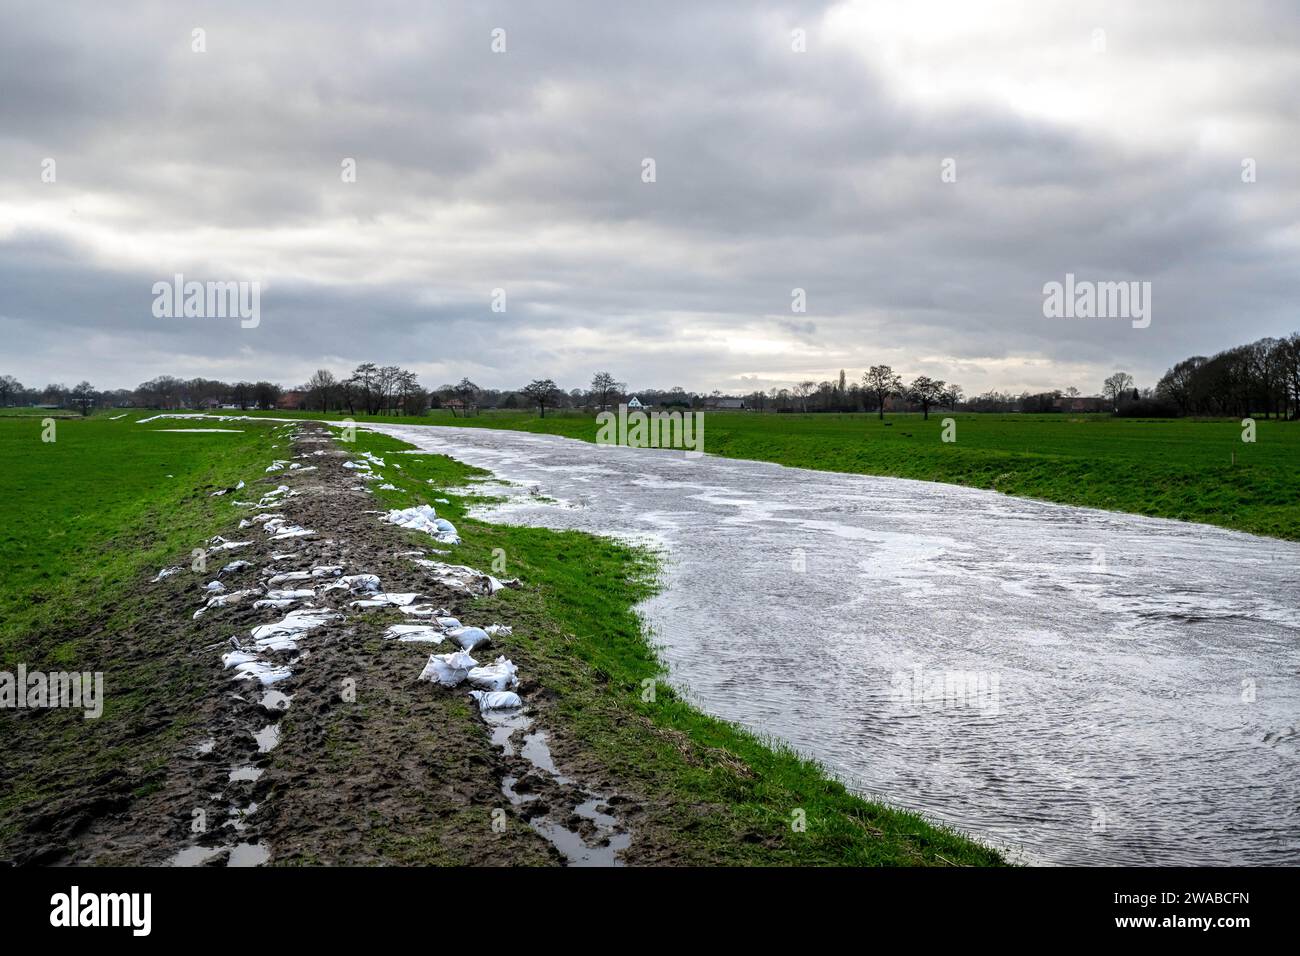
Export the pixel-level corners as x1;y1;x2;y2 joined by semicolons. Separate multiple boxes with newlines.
152;567;183;582
208;537;254;552
396;603;450;618
267;571;313;585
418;650;478;687
253;633;299;652
194;589;263;618
410;559;512;596
252;599;296;610
321;573;381;593
382;624;445;644
265;460;289;472
269;525;315;540
469;690;523;712
485;624;513;638
249;608;342;642
232;662;293;686
350;592;421;608
467;657;519;692
264;589;315;600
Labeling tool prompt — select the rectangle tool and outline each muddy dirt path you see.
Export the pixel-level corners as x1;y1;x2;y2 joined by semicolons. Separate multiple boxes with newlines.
6;424;639;866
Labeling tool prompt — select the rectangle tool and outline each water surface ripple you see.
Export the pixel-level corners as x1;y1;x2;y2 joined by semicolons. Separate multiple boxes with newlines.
374;424;1300;865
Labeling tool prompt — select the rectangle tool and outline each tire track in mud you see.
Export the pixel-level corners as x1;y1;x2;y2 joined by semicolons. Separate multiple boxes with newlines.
43;423;636;866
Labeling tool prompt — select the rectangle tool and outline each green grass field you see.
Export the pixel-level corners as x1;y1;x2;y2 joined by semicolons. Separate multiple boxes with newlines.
0;412;1001;865
0;414;275;666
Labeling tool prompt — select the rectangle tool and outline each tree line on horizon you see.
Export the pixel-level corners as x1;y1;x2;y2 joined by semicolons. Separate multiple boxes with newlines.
4;329;1298;419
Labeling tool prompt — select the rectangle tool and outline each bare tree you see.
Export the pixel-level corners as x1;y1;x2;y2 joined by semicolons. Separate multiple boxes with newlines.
793;380;815;412
863;365;903;420
0;375;22;406
452;377;479;416
70;381;97;416
590;371;622;410
522;378;559;418
307;369;337;412
907;375;947;420
1103;371;1135;409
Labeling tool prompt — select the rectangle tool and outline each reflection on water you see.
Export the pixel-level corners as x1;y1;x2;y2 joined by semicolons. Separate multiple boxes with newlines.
375;424;1300;865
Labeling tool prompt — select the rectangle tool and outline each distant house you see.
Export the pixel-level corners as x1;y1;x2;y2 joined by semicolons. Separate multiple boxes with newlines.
1053;396;1108;413
705;397;747;410
277;391;306;410
626;397;644;409
444;398;477;417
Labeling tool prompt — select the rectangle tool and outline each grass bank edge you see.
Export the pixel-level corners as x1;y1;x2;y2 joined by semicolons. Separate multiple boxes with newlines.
350;427;1006;866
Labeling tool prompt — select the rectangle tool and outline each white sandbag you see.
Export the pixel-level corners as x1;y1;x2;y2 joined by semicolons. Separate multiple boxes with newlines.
383;624;445;644
151;567;183;582
418;651;478;687
447;626;491;652
321;573;382;593
267;571;313;585
221;560;254;576
467;656;519;692
469;690;523;712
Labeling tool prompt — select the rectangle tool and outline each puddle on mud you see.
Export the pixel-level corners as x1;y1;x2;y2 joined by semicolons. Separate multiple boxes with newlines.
228;766;264;783
259;690;292;713
166;841;271;867
254;724;281;753
482;709;628;866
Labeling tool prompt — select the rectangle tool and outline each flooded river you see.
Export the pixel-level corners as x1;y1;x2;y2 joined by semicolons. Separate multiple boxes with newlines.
373;424;1300;865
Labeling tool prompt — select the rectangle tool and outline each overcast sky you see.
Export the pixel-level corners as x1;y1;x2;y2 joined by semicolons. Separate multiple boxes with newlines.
1;0;1297;396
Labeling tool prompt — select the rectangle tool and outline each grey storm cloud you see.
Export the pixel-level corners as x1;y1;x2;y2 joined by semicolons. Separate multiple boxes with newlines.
1;0;1298;395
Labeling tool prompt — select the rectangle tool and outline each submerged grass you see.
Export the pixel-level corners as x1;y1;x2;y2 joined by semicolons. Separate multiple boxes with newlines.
352;429;1003;865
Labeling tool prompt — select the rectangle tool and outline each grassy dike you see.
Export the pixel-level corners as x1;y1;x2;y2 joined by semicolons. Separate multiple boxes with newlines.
349;426;1003;865
0;412;1002;864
